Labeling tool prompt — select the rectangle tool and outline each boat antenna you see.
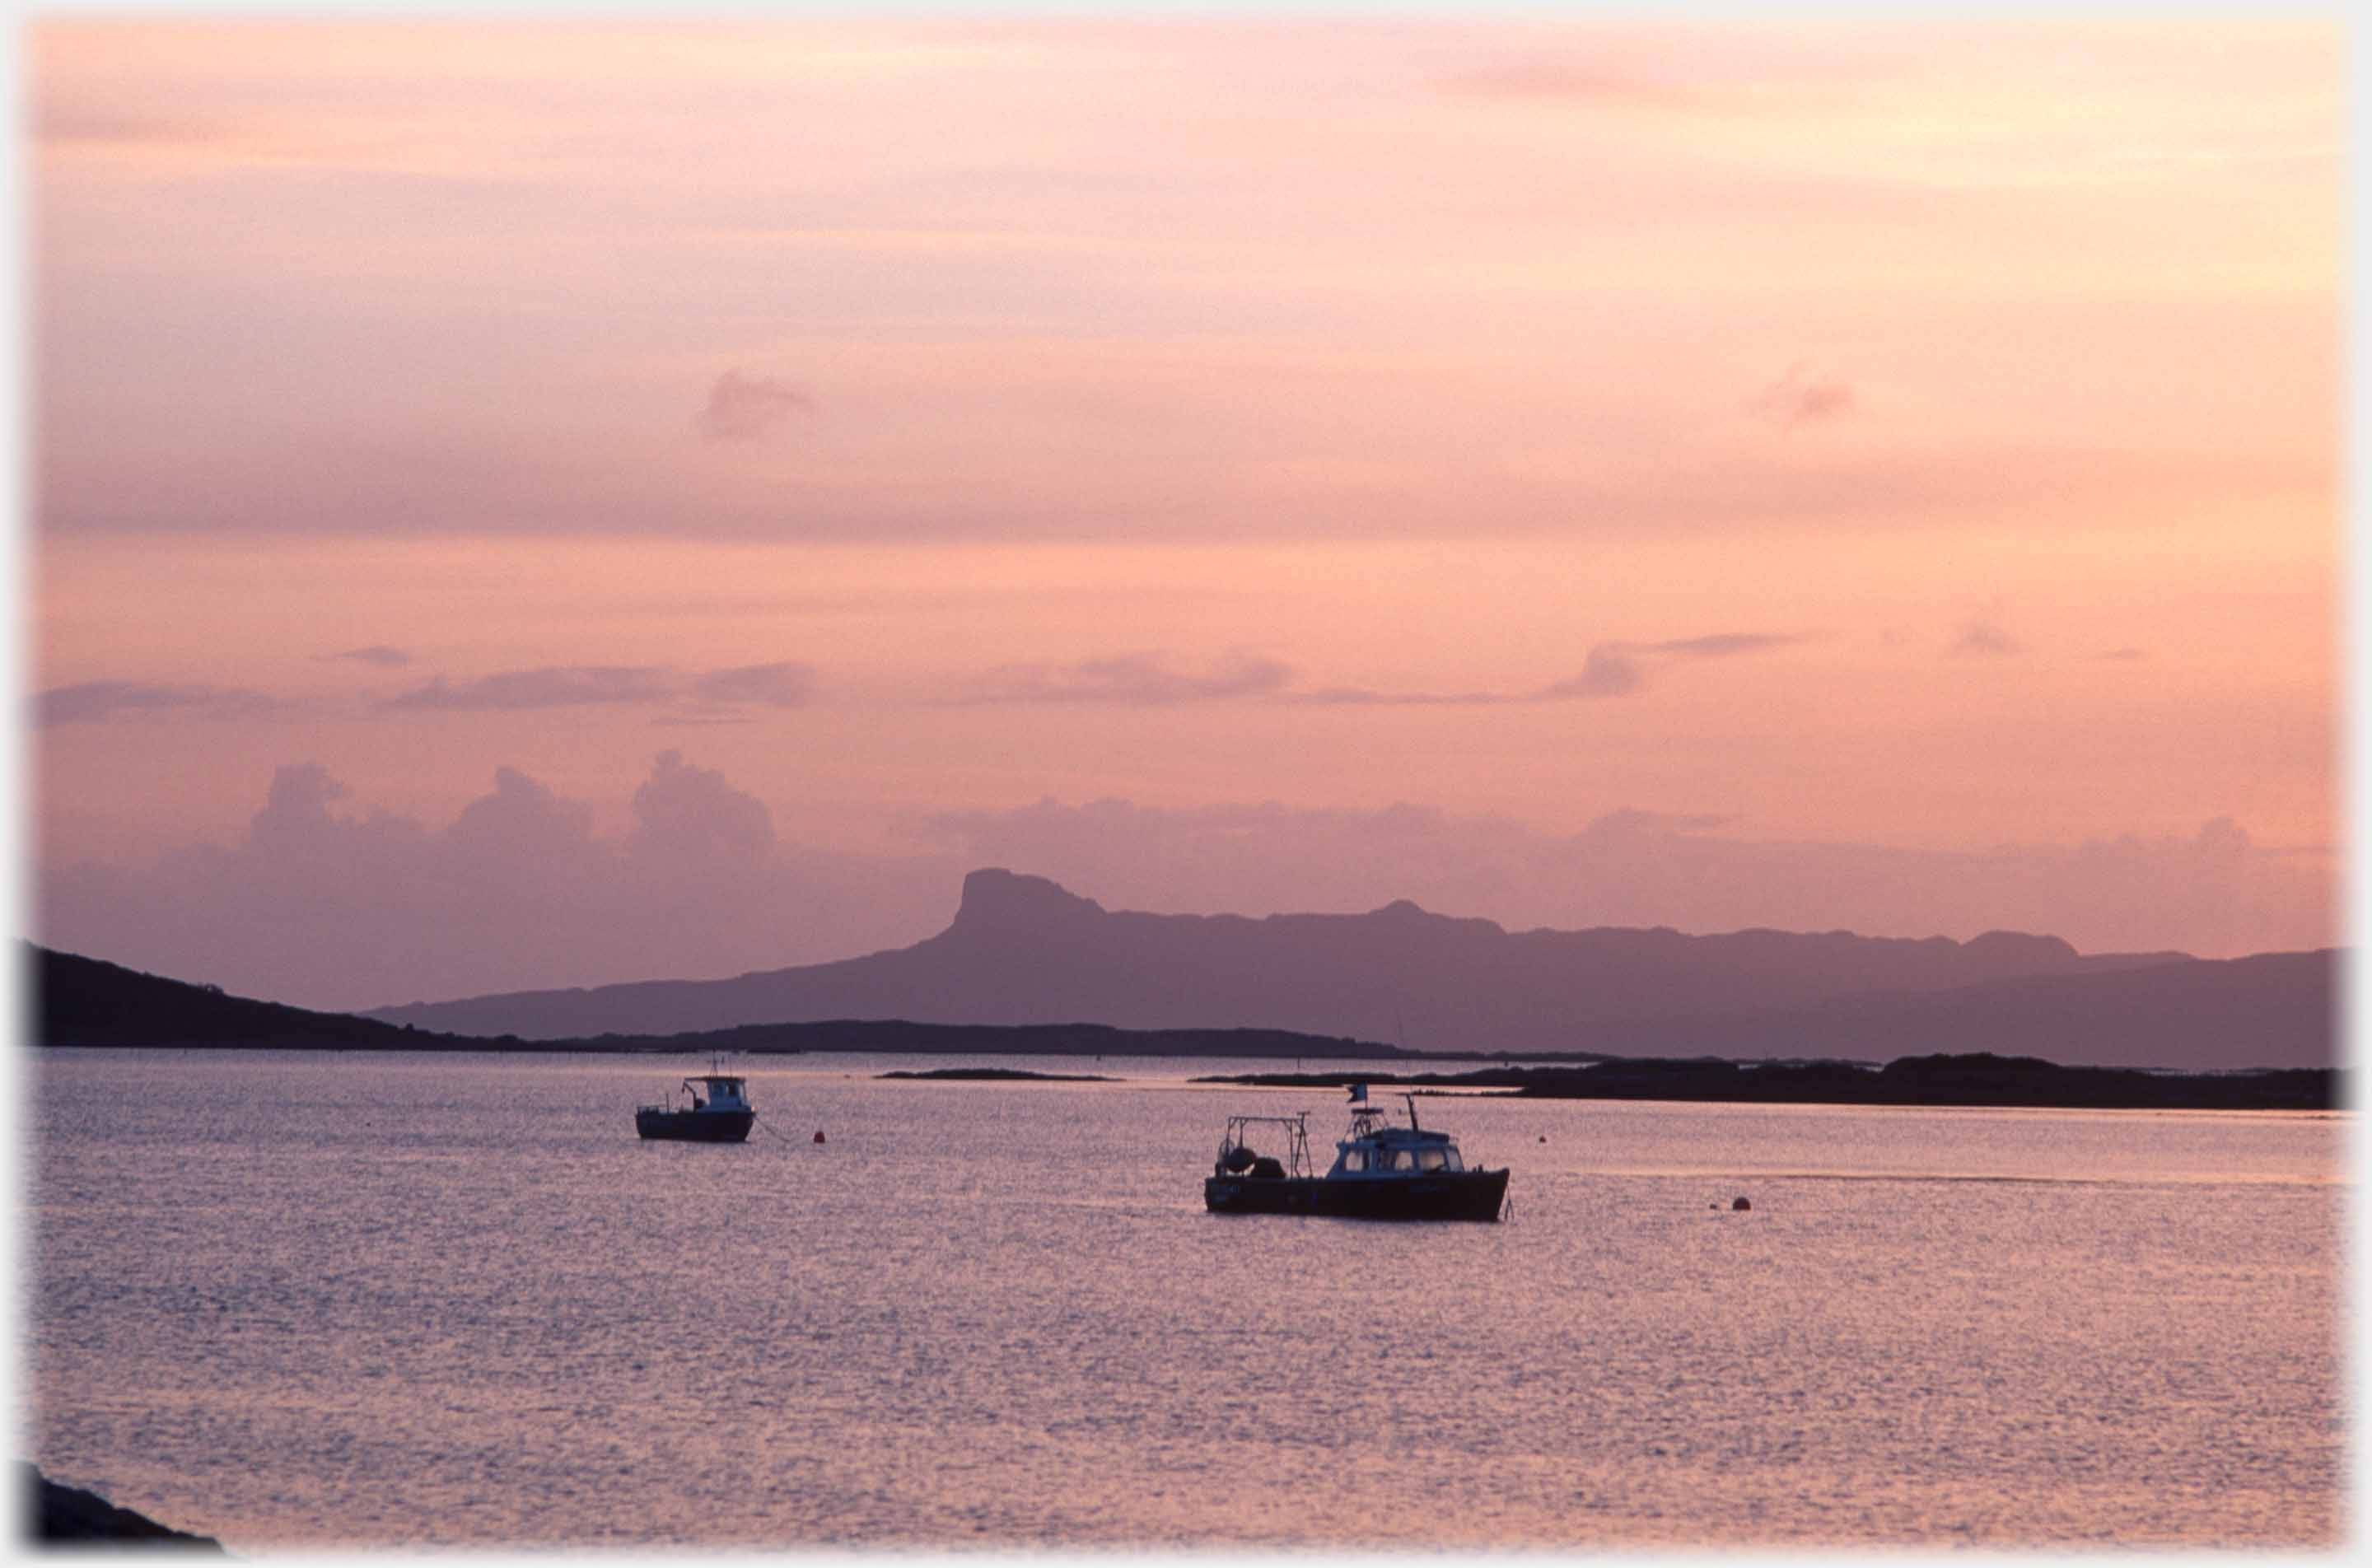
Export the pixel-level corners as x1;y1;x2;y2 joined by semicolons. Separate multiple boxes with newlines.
1403;1090;1420;1131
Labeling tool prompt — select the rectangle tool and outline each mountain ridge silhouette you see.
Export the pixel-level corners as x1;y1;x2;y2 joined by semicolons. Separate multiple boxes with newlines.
357;869;2331;1069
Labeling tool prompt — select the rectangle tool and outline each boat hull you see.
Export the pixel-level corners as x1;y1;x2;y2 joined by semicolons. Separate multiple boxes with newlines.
635;1109;755;1143
1203;1168;1508;1221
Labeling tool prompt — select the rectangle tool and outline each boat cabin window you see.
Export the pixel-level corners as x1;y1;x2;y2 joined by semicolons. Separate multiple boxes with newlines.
1416;1147;1448;1172
1340;1148;1368;1172
1389;1149;1417;1171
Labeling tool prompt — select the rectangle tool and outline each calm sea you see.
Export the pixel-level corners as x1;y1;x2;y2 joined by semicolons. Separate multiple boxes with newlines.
22;1049;2347;1549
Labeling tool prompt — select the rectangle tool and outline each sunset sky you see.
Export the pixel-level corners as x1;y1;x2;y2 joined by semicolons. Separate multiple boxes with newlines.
26;13;2342;1010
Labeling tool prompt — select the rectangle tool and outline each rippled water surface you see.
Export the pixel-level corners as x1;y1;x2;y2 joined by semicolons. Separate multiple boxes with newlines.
24;1050;2347;1548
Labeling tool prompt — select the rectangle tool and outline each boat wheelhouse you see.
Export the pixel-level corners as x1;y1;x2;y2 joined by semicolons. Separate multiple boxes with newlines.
635;1071;757;1143
1203;1088;1508;1221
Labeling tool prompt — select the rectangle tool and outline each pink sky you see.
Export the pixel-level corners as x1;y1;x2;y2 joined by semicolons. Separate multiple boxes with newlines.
26;16;2342;1008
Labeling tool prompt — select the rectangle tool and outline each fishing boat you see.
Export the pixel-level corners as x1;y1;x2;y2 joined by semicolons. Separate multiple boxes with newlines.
634;1070;756;1143
1202;1085;1508;1221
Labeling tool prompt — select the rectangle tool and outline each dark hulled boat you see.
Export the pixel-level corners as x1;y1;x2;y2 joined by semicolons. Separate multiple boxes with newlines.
1202;1089;1509;1221
635;1071;756;1143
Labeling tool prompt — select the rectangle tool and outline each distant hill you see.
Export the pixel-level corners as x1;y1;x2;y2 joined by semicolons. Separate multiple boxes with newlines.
362;868;2334;1070
30;940;2343;1096
1638;949;2340;1072
25;945;1412;1061
34;946;437;1048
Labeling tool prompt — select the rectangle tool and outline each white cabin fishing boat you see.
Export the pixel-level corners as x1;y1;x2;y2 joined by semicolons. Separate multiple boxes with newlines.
1203;1085;1508;1221
635;1071;756;1143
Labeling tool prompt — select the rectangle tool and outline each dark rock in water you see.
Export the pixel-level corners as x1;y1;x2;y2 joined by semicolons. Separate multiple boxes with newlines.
1732;1196;1752;1211
22;1463;222;1548
1431;1054;2340;1113
874;1067;1112;1082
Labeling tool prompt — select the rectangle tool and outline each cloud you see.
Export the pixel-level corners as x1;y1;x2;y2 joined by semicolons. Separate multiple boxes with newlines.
693;370;814;441
34;680;279;728
955;652;1293;706
37;755;958;1011
1294;685;1509;707
446;766;599;870
381;661;815;715
1949;621;2022;658
49;659;818;726
380;666;679;711
319;645;413;668
1581;805;1735;838
1749;364;1857;432
689;661;815;708
1537;632;1801;699
631;750;775;865
1296;633;1804;707
1645;632;1801;660
249;761;351;836
1539;646;1646;699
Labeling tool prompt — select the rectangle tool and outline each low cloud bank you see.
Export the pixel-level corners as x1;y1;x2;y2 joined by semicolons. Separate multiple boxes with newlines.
40;754;959;1013
35;681;282;727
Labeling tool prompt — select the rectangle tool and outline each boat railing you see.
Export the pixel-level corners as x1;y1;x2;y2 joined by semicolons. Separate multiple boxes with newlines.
1216;1113;1313;1178
1346;1091;1423;1136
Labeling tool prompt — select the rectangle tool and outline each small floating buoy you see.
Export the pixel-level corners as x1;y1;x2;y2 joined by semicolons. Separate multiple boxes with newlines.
1731;1195;1751;1211
1538;1135;1547;1143
814;1130;826;1145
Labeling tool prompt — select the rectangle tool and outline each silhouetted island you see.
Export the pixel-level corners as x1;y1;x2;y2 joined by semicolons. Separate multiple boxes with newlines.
1194;1055;2340;1112
357;869;2339;1073
877;1067;1113;1081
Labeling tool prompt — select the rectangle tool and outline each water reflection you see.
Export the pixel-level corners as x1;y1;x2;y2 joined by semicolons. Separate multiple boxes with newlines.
27;1050;2345;1548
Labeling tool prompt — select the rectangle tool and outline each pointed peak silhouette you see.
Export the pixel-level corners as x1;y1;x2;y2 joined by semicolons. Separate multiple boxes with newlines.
1963;929;2080;964
951;868;1108;930
1363;897;1507;940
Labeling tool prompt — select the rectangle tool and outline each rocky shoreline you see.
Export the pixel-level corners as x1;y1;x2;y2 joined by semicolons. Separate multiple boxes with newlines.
22;1464;222;1550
